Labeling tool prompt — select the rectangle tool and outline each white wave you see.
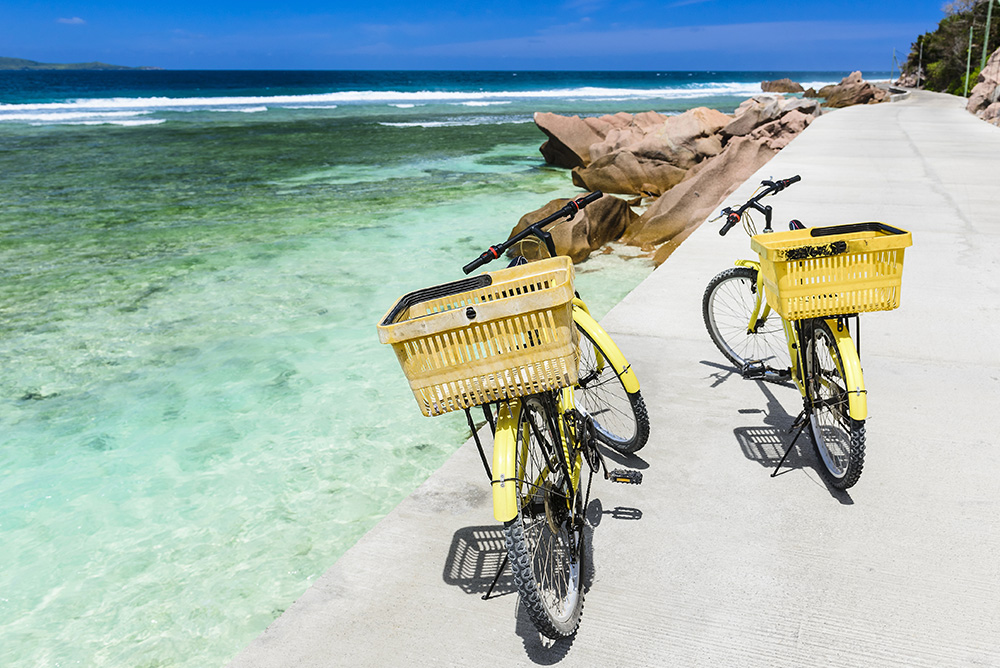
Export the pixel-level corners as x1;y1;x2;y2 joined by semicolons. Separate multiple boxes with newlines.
380;121;468;128
380;117;532;128
0;110;153;122
389;103;416;108
205;105;268;113
0;82;770;118
799;80;840;90
456;101;512;107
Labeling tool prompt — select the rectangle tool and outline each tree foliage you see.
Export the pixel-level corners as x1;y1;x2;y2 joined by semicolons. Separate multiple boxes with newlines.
902;0;1000;94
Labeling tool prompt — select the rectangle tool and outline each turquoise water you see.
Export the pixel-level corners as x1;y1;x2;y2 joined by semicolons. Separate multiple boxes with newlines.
0;71;858;667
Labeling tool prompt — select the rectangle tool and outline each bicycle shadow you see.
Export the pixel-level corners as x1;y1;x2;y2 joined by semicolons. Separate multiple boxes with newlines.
596;442;649;470
701;360;851;502
442;498;642;662
733;380;853;504
442;525;515;599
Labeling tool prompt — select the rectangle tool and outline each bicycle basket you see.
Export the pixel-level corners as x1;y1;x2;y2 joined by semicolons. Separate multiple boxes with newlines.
377;256;578;416
750;222;912;320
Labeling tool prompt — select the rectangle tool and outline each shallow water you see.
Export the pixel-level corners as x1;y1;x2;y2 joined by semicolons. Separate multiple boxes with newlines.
0;119;651;668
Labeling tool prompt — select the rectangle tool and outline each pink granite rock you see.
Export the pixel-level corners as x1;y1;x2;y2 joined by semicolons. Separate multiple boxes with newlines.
506;194;638;263
623;136;779;249
968;48;1000;123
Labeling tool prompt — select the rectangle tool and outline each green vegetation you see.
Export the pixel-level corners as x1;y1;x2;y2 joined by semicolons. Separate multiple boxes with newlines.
0;56;154;70
902;0;999;95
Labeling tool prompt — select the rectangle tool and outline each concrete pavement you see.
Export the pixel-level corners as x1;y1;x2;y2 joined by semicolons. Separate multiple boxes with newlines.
228;90;1000;667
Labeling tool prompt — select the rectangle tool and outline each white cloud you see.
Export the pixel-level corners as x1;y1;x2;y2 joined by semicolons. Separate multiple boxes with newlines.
57;17;86;25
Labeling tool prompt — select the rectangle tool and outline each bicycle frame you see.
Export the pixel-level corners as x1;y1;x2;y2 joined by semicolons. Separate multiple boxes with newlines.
733;259;868;421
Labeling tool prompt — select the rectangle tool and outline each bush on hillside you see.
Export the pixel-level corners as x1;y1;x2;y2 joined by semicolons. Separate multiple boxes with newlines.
902;0;1000;95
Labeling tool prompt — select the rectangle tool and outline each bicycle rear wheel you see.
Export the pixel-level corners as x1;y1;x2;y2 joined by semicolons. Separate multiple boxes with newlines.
502;395;585;639
575;324;649;454
703;266;790;380
806;319;866;489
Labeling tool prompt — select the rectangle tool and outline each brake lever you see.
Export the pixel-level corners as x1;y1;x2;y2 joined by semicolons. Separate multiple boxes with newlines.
709;207;732;223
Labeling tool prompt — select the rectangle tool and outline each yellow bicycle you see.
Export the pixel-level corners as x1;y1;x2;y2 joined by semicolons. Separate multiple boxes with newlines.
703;176;911;489
378;192;646;638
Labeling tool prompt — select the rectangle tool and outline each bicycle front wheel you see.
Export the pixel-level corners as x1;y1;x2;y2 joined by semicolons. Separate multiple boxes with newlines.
703;266;790;379
575;324;649;454
806;319;866;489
502;396;585;639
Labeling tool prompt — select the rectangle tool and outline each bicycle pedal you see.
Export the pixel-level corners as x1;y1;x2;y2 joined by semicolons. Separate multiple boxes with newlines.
741;360;767;379
608;469;642;485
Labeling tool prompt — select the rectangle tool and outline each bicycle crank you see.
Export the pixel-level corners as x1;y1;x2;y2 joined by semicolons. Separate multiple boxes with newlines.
568;408;643;485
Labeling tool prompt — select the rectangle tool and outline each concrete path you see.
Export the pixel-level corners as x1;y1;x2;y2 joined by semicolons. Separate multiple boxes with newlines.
228;90;1000;668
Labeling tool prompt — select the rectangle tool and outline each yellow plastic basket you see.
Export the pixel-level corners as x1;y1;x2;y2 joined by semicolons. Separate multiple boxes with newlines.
750;222;913;320
377;256;578;417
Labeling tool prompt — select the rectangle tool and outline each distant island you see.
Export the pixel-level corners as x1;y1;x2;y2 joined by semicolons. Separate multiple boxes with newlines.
0;57;159;71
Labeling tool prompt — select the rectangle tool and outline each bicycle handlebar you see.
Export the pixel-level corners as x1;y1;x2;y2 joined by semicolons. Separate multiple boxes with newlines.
462;191;604;274
717;175;801;236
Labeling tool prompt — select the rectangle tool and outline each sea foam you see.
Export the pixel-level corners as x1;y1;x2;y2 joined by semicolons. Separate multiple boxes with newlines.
0;81;769;125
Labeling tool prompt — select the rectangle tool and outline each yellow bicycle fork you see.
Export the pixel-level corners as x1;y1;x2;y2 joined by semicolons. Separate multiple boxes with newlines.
735;259;867;421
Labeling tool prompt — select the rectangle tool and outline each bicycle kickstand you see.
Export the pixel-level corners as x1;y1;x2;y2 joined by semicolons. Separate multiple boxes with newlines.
772;408;809;478
482;553;509;600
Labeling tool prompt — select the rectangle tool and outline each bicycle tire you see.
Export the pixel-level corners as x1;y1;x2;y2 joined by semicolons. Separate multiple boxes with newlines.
702;266;791;380
805;319;866;489
501;395;585;639
575;323;649;454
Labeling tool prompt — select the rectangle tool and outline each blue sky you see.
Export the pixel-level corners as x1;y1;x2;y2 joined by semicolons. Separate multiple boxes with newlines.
1;1;946;70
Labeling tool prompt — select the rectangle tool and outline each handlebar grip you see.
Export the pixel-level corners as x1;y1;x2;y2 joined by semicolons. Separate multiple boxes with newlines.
719;212;741;236
462;254;489;275
463;246;501;274
573;190;603;209
777;175;801;191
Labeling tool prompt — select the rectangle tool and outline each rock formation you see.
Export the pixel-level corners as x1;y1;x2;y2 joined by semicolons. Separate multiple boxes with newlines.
521;76;887;264
967;47;1000;127
623;136;779;251
813;72;888;108
507;195;638;263
571;106;730;196
761;78;804;93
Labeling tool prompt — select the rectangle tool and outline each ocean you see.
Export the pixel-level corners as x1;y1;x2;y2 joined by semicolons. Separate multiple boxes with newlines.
0;70;867;667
